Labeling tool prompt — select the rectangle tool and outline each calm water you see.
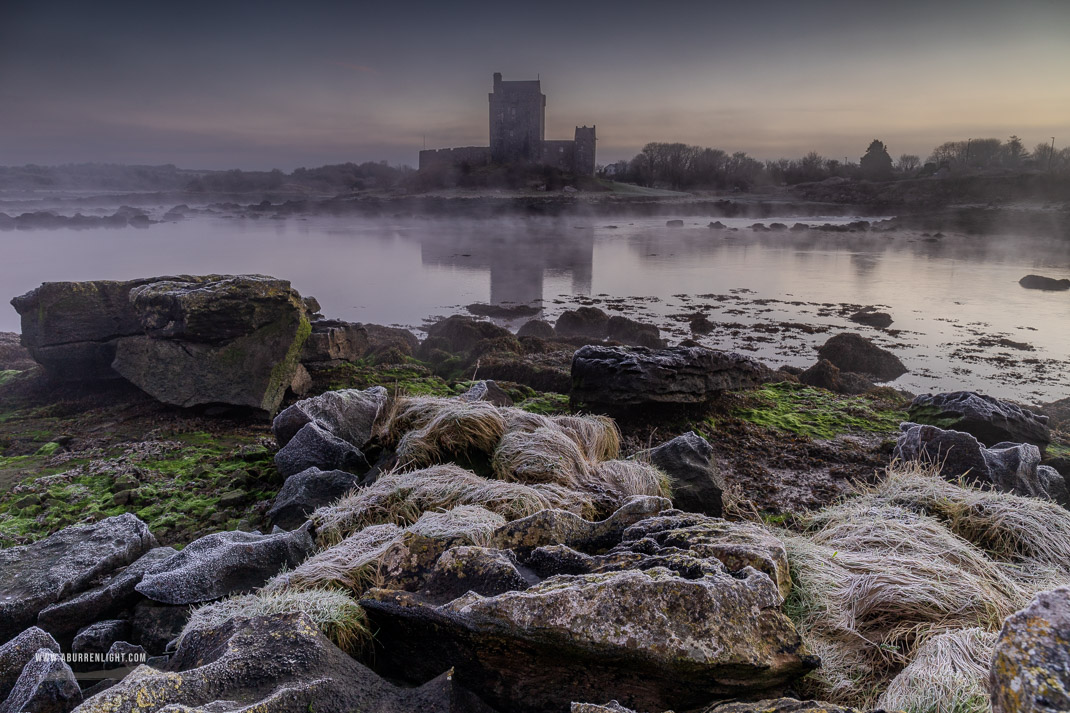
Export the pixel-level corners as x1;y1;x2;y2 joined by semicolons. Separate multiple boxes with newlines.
3;212;1069;403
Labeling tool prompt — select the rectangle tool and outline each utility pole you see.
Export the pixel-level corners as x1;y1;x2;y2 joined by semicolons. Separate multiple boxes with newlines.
1049;137;1056;172
964;138;972;169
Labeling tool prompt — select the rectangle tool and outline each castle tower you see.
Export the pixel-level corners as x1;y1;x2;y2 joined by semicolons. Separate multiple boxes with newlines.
573;125;597;176
489;72;546;164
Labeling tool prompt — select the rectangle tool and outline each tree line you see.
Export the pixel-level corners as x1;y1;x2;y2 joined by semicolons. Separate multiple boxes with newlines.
602;137;1069;190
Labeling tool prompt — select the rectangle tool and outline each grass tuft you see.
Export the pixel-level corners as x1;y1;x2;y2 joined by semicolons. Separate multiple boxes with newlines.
877;627;995;713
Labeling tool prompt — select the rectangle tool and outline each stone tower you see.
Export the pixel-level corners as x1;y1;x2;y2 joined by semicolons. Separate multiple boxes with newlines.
573;126;597;176
489;72;546;164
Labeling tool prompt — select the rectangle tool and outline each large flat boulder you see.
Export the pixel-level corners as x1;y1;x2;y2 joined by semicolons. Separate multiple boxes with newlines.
571;345;768;410
816;333;906;382
990;586;1070;713
909;391;1051;452
0;515;157;643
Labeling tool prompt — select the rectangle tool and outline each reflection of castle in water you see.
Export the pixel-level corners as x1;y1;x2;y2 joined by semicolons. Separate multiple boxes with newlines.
417;222;593;319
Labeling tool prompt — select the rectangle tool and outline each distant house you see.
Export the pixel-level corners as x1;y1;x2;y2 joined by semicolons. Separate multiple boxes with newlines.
419;73;596;176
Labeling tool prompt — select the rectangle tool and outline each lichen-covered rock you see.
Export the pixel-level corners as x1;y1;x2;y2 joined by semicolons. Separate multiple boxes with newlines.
0;628;61;703
458;380;514;407
0;649;82;713
36;546;176;638
798;359;875;395
571;703;641;713
571;344;768;409
69;613;494;713
267;467;361;531
420;546;532;604
135;525;315;605
72;620;130;656
517;319;554;339
0;514;157;643
273;421;369;478
816;332;906;382
708;699;868;713
990;586;1070;713
421;315;513;356
272;386;388;449
300;318;369;363
637;431;723;516
130;601;188;655
909;391;1051;452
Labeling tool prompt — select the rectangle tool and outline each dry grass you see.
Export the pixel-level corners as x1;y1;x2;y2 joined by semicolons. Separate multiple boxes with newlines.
578;459;672;512
783;462;1070;705
499;407;555;433
179;588;370;654
405;504;506;546
877;627;995;713
492;427;590;486
552;414;621;462
311;464;594;544
264;523;403;595
394;398;507;467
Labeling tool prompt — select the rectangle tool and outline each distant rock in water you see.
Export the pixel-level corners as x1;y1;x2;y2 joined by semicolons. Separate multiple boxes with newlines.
466;302;540;319
10;274;312;414
1019;274;1070;291
665;219;684;227
555;307;610;340
908;391;1050;453
848;308;893;329
816;333;906;382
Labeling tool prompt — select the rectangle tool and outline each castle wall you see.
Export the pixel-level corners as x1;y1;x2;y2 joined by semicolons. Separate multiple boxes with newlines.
541;140;576;171
419;146;490;172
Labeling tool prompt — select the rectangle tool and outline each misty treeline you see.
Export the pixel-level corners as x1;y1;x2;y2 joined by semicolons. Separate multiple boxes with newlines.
0;162;414;193
604;137;1070;190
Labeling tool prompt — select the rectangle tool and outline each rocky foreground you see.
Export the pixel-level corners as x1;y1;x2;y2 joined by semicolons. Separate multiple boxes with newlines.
1;275;1070;713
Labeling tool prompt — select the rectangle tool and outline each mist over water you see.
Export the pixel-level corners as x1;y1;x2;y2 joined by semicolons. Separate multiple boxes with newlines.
4;212;1069;403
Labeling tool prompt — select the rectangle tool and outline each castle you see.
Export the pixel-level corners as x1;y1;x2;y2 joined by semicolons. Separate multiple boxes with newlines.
419;73;596;176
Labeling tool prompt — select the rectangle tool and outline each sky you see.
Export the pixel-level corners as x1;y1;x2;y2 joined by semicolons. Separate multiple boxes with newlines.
1;0;1068;170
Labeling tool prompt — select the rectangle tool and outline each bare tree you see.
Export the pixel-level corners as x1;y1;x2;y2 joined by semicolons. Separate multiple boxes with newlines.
896;154;920;173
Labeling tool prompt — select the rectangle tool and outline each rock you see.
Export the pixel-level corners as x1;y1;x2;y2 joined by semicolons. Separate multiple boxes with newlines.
636;431;723;516
135;525;315;605
0;514;157;643
422;316;512;356
289;363;312;396
689;314;716;335
267;467;361;530
517;319;554;339
605;316;664;348
0;649;81;713
36;547;176;638
272;386;388;449
301;319;368;363
894;425;1065;503
458;380;513;407
665;219;684;227
130;601;188;655
12;276;311;414
1019;274;1070;291
0;628;61;703
1046;456;1070;479
0;332;36;371
475;349;573;394
72;620;130;656
1038;396;1070;429
572;703;640;713
72;612;494;713
708;699;866;713
848;309;893;329
908;391;1051;452
816;332;906;382
419;546;532;605
799;359;875;395
104;642;147;669
555;307;610;339
571;344;768;410
364;324;420;357
273;421;369;478
990;586;1070;713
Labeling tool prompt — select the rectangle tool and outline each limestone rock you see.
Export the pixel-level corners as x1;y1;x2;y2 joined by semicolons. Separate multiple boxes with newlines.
458;380;513;407
267;467;361;531
1019;274;1070;291
517;319;554;339
135;526;315;605
816;333;906;382
301;319;368;363
422;316;512;355
555;307;610;339
70;613;495;713
273;421;368;478
0;514;157;643
709;699;868;713
990;586;1070;713
605;316;664;348
571;344;768;409
0;628;61;703
272;386;388;448
72;620;130;656
909;391;1051;452
0;649;82;713
130;601;189;655
799;359;874;395
636;431;723;517
848;309;893;329
0;332;36;371
420;546;532;604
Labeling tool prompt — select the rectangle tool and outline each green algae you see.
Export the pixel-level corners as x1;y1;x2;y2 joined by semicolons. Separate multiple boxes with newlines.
734;382;907;440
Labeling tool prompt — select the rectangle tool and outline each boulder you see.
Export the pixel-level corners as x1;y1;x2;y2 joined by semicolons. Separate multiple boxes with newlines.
799;359;874;395
516;319;554;339
36;547;176;638
363;324;420;357
635;431;723;516
555;307;610;339
689;314;716;335
990;586;1070;713
458;380;513;407
267;467;361;531
71;613;494;713
420;546;532;604
816;333;906;382
273;421;369;478
709;700;867;713
1019;274;1070;291
422;316;512;356
0;332;36;371
605;316;664;348
135;525;315;605
104;642;147;670
0;514;157;643
0;649;81;713
571;344;768;409
272;386;388;448
848;309;893;329
0;628;61;703
893;424;1067;504
130;601;189;655
72;620;130;656
301;319;368;363
908;391;1051;452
